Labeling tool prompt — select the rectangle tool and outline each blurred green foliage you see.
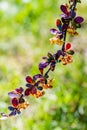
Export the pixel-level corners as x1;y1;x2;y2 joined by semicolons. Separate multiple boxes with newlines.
0;0;87;130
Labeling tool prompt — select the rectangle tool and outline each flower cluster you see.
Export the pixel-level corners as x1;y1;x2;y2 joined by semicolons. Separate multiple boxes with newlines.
0;0;84;119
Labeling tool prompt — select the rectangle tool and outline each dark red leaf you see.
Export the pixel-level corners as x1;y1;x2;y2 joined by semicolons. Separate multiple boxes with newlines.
66;43;71;50
15;87;24;94
26;76;33;83
30;87;37;95
24;88;30;96
12;98;19;107
56;19;61;27
39;68;43;75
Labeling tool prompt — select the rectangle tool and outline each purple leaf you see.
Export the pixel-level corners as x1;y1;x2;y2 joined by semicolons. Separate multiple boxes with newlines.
34;81;40;86
0;113;8;120
55;50;62;60
60;5;67;14
33;74;43;81
74;16;84;24
50;62;56;71
60;34;63;39
60;14;67;18
50;28;59;35
62;23;68;31
1;113;8;117
9;111;17;116
8;91;19;98
39;62;49;69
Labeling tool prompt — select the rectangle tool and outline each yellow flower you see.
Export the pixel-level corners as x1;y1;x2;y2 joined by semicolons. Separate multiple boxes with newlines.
42;79;54;89
35;91;45;98
59;54;73;65
49;36;64;45
18;102;29;110
67;27;78;36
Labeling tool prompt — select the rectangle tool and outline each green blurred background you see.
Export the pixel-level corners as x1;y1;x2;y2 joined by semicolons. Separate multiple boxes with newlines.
0;0;87;130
